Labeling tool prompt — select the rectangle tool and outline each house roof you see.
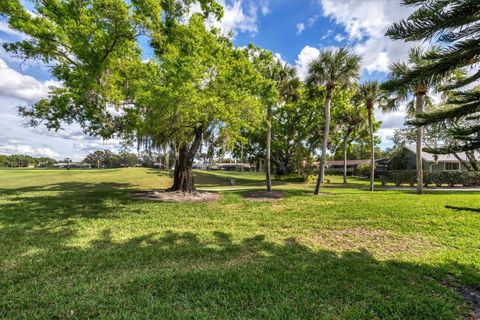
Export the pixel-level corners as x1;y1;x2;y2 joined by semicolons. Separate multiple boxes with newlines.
326;159;369;166
323;159;387;166
403;144;478;163
213;163;252;167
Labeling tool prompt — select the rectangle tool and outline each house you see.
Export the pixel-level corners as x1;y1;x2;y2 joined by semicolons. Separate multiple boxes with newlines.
53;162;91;169
193;163;209;170
325;159;388;177
208;163;253;171
388;145;478;172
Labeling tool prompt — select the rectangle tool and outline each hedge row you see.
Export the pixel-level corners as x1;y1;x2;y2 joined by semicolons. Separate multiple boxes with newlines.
324;168;355;176
388;170;480;187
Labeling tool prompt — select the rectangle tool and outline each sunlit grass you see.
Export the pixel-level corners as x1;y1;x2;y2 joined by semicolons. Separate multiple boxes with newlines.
0;168;479;319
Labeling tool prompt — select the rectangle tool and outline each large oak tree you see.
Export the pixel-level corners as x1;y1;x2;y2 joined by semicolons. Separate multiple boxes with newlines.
1;0;266;192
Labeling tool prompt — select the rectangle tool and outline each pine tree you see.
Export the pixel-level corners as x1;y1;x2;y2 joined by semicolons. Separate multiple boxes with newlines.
385;0;480;153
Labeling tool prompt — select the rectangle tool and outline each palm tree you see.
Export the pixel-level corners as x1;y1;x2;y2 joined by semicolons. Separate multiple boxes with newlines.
381;47;441;195
335;103;367;186
266;62;300;191
306;47;361;195
356;81;384;191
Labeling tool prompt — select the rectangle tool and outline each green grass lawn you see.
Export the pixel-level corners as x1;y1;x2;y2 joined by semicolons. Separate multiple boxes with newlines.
1;168;479;319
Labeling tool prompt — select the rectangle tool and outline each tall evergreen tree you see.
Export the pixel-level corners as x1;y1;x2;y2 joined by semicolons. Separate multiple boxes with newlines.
385;0;480;154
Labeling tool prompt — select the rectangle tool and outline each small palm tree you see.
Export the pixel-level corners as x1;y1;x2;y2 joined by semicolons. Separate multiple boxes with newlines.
266;62;300;191
335;102;367;186
356;81;384;191
306;47;361;195
381;47;442;194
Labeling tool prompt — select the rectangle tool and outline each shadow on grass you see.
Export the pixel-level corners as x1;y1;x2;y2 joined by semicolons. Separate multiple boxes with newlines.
1;180;479;318
445;205;480;213
0;182;140;259
1;228;479;318
146;169;291;188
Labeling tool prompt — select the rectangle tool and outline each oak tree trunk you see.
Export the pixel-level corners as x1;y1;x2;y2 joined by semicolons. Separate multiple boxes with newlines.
314;87;333;195
415;94;424;194
167;128;203;193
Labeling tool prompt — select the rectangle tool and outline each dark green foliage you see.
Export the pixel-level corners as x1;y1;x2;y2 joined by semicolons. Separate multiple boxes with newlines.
388;170;480;187
82;150;140;168
0;154;57;167
386;0;480;153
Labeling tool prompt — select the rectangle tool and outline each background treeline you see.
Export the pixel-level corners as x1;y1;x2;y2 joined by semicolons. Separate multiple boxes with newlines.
0;154;57;168
82;150;166;169
0;150;167;169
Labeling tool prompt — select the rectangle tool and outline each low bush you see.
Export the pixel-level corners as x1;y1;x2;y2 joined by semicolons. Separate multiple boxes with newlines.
275;174;306;182
388;170;480;187
357;163;371;177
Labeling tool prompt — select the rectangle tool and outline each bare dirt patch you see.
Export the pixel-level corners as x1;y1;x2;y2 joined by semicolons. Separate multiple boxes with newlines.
304;227;434;256
461;286;480;319
242;190;284;201
132;191;219;203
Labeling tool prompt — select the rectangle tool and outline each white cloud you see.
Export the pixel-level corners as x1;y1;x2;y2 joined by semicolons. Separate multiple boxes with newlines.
294;46;320;81
0;144;59;158
274;52;287;66
0;21;24;38
319;0;417;74
195;0;269;37
258;0;270;15
334;34;345;42
320;29;334;40
375;109;405;128
218;0;258;35
296;14;322;35
0;58;59;103
296;23;305;35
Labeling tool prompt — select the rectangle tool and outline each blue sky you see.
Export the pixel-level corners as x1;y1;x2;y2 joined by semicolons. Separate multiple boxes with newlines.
0;0;416;160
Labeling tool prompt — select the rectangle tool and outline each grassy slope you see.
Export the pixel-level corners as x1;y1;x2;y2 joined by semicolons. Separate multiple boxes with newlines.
0;168;479;319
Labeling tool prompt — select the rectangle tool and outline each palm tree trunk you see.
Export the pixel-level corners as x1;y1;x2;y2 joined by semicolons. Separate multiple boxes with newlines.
314;88;332;195
240;143;244;172
415;94;424;194
342;134;349;186
266;105;272;192
368;108;375;192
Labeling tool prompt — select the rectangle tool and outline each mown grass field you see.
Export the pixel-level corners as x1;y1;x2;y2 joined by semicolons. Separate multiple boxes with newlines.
1;168;479;319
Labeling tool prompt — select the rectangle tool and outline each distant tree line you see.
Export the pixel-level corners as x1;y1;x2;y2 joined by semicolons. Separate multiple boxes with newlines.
0;154;57;167
0;151;164;169
82;150;167;169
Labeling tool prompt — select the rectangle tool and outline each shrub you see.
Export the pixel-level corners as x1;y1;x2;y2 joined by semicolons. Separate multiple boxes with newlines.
388;170;416;187
389;170;480;187
357;163;371;177
276;174;306;182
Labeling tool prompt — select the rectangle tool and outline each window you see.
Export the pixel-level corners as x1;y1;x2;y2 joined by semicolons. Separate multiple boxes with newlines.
444;162;460;171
